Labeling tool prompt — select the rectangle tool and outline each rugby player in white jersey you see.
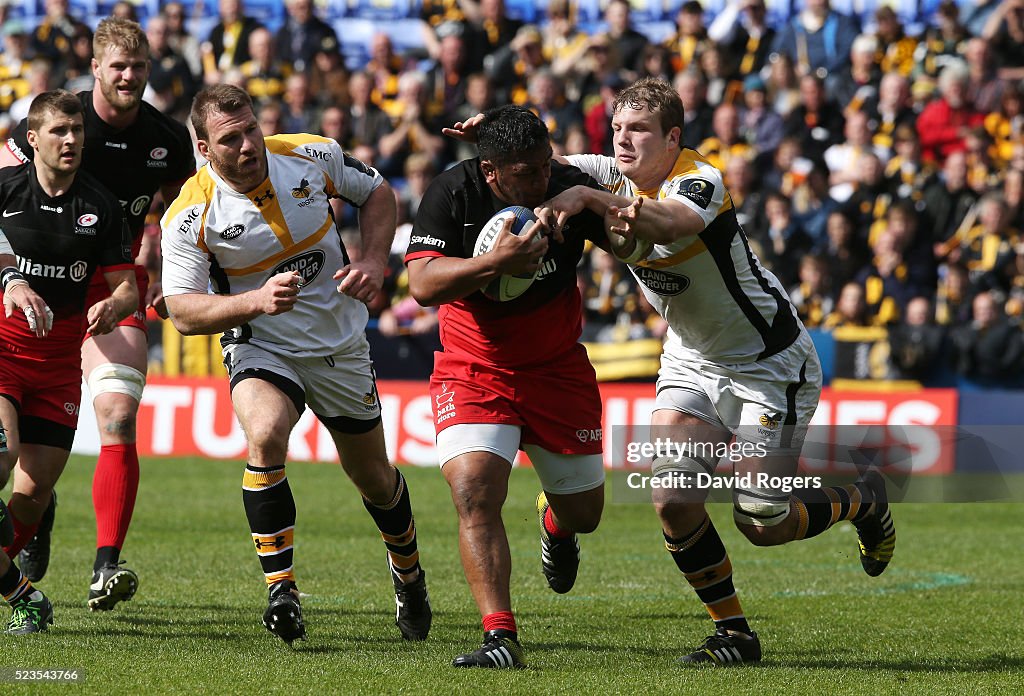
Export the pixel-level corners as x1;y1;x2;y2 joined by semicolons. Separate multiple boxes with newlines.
160;84;431;646
447;76;897;665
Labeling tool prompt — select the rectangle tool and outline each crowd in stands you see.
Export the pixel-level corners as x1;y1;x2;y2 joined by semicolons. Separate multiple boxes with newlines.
0;0;1021;386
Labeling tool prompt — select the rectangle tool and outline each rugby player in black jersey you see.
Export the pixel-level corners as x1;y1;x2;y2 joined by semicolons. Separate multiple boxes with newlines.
0;89;137;633
0;18;193;604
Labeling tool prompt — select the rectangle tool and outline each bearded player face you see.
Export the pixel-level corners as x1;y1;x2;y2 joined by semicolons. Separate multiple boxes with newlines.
93;45;149;113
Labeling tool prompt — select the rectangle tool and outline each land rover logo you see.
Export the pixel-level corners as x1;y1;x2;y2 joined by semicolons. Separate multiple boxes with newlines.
272;250;326;285
221;224;245;240
634;267;690;296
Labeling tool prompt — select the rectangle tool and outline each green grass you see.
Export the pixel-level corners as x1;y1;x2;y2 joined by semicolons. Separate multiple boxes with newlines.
3;457;1023;694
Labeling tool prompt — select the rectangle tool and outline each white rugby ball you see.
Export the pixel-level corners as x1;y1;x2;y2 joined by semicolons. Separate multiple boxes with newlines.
473;206;542;301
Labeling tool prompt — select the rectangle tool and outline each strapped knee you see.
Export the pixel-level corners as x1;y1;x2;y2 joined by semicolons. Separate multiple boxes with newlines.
87;363;146;402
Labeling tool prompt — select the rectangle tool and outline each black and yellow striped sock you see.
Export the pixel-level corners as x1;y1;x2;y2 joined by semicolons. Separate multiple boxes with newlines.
791;483;873;540
362;469;420;584
665;515;751;636
0;561;32;605
242;463;297;586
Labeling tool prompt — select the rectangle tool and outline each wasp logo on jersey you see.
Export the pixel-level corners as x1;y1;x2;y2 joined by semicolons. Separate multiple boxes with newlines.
271;250;325;285
221;224;245;240
291;179;312;199
676;179;715;209
634;267;690;296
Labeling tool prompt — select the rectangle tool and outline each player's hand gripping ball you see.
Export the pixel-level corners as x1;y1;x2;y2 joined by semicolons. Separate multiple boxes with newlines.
473;206;543;301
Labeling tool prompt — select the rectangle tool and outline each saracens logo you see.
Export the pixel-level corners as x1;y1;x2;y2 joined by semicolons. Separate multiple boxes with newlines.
634;267;691;296
271;250;325;285
220;224;245;240
77;213;98;226
150;147;168;160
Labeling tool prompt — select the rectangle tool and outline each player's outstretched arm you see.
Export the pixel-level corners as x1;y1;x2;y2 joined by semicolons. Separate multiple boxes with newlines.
408;218;548;306
335;182;396;305
165;271;303;335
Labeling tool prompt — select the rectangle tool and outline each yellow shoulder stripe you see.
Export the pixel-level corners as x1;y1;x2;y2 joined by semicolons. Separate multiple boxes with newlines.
165;167;215;221
638;238;707;269
266;133;334;159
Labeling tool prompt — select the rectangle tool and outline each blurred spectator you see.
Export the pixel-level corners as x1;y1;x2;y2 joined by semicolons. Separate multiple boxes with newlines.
873;6;916;77
963;126;1000;193
761;135;805;195
923;150;978;247
772;0;859;79
749;190;811;287
984;83;1023;166
951;193;1021;280
935;262;973;326
888;296;945;381
451;72;494;160
823;281;872;329
32;0;91;75
110;0;138;22
737;74;783;155
884;125;931;202
841;152;892;234
914;0;968;79
674;70;713;150
824;109;889;203
602;0;647;74
348;70;393;160
1004;168;1024;231
726;153;762;231
965;38;1006;115
856;229;918;325
399;153;436;221
949;292;1024;383
916;62;984;165
783;74;844;162
572;33;624;115
527;70;580;152
420;0;468;63
828;33;880;111
202;0;264;81
239;26;289;104
699;42;742;106
698;102;753;173
146;14;197;119
489;24;547;106
280;72;318;133
62;22;93;91
163;2;202;79
7;58;51;124
707;0;775;78
885;199;936;291
663;0;709;76
584;73;625;156
765;52;801;117
981;0;1024;81
367;33;404;119
581;247;636;342
980;241;1024;320
257;100;284;136
274;0;339;73
309;36;348;110
378;71;445;177
318;105;349;147
463;0;523;73
963;0;1001;40
0;22;32;113
544;0;589;79
864;73;915;152
424;27;469;124
793;163;839;248
822;210;870;290
789;255;834;329
638;43;673;83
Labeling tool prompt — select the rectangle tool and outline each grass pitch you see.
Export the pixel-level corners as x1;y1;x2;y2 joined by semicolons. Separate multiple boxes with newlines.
2;457;1022;694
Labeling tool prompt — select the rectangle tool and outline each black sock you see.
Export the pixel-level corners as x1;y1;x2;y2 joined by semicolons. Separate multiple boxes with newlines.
362;469;421;583
242;463;296;586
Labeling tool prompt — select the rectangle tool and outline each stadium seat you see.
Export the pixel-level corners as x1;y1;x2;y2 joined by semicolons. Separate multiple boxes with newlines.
503;0;538;23
334;17;425;71
331;0;417;20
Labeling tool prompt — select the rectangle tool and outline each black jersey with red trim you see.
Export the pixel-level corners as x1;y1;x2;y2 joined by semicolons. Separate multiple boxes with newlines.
0;162;133;356
406;158;606;369
7;91;194;256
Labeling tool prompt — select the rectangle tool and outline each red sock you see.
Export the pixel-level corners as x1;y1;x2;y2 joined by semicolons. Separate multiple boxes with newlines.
92;444;140;550
482;611;517;634
4;506;40;558
544;506;573;539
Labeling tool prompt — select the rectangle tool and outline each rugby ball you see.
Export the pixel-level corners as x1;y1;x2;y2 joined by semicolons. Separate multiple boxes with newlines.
473;206;543;301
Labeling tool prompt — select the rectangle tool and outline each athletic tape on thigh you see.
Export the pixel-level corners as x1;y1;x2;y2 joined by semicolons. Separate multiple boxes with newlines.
733;489;791;528
87;363;146;401
651;440;719;478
